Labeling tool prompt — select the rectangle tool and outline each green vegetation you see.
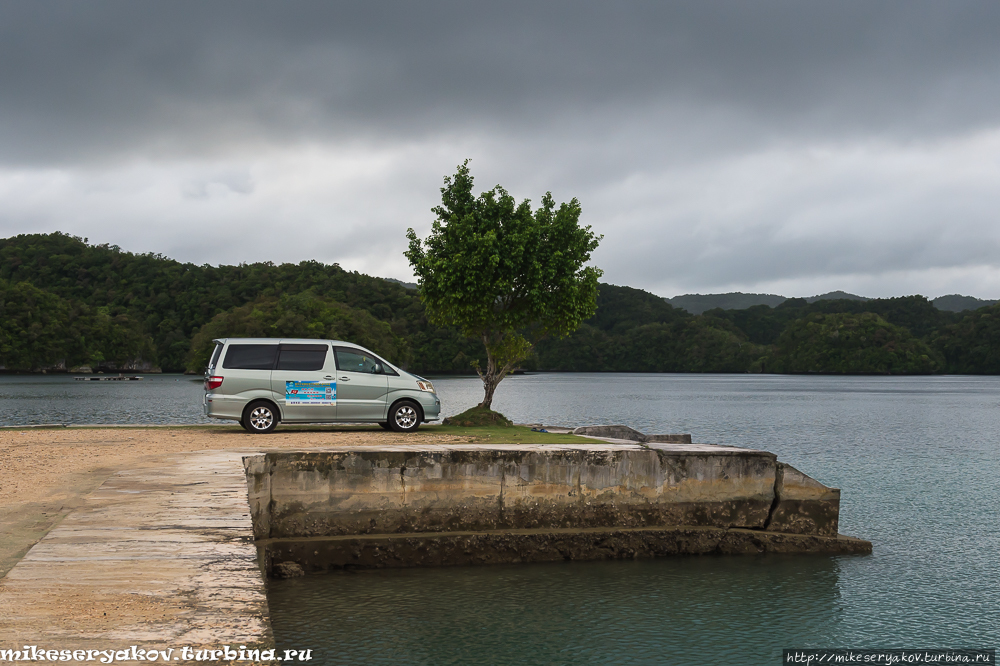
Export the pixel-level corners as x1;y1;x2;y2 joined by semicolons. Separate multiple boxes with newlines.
665;292;787;315
188;292;408;373
0;279;154;371
430;424;590;444
0;231;482;373
665;290;873;315
765;312;942;374
931;304;1000;374
2;231;1000;376
532;284;764;372
442;406;514;427
406;162;601;407
932;294;998;313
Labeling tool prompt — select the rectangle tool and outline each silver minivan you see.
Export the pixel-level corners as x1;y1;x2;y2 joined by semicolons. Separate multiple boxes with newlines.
203;338;441;433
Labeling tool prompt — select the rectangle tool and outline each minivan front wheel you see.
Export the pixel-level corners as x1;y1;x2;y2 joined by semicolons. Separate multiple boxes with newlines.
388;401;421;433
242;401;278;434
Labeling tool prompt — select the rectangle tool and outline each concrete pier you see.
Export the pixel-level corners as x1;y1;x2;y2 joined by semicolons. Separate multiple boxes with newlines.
246;442;870;576
0;450;272;653
0;435;870;656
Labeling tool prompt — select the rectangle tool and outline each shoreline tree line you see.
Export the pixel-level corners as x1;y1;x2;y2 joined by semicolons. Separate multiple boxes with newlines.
2;232;999;375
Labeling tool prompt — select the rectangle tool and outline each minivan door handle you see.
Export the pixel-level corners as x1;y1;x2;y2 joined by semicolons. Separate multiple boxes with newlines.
324;376;334;380
339;376;350;381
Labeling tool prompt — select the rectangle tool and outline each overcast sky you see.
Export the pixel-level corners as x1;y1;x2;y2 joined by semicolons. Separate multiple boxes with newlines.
2;1;1000;299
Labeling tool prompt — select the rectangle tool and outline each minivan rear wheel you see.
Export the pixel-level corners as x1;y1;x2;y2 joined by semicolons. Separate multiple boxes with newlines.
388;400;421;433
242;400;278;434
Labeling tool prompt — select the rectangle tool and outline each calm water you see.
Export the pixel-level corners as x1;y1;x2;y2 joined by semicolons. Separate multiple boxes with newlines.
268;374;1000;664
0;374;214;426
4;373;999;662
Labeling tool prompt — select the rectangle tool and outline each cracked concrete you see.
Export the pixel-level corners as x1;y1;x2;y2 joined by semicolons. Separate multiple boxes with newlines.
246;444;782;540
249;443;869;575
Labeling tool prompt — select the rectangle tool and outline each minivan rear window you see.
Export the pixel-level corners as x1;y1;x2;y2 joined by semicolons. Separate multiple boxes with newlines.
276;344;329;371
208;342;224;371
222;344;278;370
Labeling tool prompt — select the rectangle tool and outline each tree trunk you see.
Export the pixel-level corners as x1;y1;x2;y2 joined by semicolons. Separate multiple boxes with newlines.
477;335;501;409
475;332;532;410
479;372;500;409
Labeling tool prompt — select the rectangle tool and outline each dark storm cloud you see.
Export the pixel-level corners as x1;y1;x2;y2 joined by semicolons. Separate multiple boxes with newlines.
2;1;1000;164
3;1;1000;298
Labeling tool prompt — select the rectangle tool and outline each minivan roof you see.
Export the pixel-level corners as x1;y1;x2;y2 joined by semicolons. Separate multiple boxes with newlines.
211;337;394;365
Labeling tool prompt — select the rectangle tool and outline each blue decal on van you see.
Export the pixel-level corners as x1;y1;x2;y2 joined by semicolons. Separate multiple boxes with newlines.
286;380;336;405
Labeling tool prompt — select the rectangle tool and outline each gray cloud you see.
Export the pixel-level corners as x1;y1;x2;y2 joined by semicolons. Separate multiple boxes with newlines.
3;1;1000;162
2;1;1000;298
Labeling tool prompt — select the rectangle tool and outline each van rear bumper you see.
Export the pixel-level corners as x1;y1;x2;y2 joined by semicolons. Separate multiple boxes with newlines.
204;393;244;420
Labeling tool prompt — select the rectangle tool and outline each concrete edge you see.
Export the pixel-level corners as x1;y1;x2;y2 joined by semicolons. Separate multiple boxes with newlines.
263;525;873;575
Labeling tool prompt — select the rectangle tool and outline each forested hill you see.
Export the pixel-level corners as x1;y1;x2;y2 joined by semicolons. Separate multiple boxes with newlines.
0;232;482;373
668;290;996;315
2;232;1000;375
534;287;986;374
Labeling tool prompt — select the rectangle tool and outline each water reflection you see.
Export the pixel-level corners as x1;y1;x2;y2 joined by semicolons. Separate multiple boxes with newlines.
0;374;211;426
268;555;845;665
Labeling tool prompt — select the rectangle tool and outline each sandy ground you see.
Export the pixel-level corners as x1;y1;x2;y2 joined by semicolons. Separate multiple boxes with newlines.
0;425;472;578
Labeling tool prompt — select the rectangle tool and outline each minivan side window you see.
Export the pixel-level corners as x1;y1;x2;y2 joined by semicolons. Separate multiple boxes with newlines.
334;348;397;375
276;344;329;371
222;344;278;370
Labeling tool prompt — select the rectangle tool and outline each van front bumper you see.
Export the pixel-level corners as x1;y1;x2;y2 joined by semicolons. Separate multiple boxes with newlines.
420;394;442;421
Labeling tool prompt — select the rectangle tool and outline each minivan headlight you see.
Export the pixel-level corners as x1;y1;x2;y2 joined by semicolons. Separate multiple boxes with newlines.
416;380;435;393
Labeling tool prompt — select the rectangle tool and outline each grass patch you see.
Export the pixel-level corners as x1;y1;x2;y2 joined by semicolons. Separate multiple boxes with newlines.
425;424;592;444
443;406;513;427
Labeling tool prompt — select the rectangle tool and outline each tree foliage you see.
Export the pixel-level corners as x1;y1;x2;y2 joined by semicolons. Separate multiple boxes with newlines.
4;231;1000;377
405;162;602;406
187;292;409;371
535;312;765;373
931;304;1000;373
765;312;942;374
0;279;154;371
0;231;481;373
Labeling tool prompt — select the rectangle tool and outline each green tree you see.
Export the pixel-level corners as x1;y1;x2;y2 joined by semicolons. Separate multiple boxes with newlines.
0;279;156;371
767;312;942;374
931;304;1000;373
0;280;75;370
406;162;602;408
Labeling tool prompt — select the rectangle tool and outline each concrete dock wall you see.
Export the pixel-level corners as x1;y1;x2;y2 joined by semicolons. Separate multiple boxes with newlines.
246;443;867;574
767;463;842;537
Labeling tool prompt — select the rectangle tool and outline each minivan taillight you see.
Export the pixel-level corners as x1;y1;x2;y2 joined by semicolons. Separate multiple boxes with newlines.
205;376;224;391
